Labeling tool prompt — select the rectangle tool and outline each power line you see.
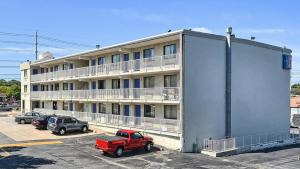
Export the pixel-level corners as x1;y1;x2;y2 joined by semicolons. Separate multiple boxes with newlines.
0;31;93;48
0;66;19;68
0;60;23;62
0;48;34;53
0;39;35;45
39;35;93;48
0;74;20;75
0;32;35;38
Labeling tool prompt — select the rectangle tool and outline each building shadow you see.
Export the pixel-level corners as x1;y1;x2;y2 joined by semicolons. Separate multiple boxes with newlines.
0;154;56;168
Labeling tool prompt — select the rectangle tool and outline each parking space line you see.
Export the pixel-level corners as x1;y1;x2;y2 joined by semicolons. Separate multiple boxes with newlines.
0;141;63;148
91;154;131;169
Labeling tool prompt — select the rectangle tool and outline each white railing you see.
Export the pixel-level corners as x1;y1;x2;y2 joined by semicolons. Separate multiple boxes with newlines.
202;131;300;153
34;108;180;135
31;87;180;101
31;54;179;82
203;138;236;152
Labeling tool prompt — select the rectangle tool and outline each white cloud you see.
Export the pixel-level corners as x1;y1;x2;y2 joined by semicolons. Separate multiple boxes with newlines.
192;27;213;33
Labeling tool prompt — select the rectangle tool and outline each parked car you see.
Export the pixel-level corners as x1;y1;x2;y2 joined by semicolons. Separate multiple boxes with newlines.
15;112;42;124
32;114;57;129
47;116;89;135
95;129;154;157
0;104;12;111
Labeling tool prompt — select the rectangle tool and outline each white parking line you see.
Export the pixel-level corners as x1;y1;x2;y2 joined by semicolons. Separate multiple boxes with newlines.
91;154;131;169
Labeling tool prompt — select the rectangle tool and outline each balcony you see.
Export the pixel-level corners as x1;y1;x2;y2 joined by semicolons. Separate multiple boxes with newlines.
34;108;181;136
31;54;179;82
31;87;180;103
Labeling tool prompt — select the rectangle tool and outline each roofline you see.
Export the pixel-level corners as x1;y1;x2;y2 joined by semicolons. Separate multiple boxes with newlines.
30;30;184;66
29;29;292;66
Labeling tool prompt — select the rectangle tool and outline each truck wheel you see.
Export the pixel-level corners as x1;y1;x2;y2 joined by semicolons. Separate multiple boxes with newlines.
81;126;88;133
59;128;66;135
20;119;25;124
145;143;152;152
115;147;123;157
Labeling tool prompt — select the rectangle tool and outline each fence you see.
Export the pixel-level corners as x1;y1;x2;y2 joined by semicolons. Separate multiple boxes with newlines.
34;108;180;136
202;131;300;153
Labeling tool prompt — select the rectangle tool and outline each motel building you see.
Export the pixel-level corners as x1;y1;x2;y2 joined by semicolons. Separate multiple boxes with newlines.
20;28;292;153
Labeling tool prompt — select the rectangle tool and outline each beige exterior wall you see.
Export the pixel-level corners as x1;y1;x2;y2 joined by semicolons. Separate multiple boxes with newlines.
20;61;31;113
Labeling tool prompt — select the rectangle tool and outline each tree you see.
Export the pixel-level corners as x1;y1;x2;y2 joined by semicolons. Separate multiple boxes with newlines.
0;79;21;100
291;83;300;95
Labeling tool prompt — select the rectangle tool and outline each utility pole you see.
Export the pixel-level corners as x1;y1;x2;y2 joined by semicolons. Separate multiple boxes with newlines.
35;31;38;60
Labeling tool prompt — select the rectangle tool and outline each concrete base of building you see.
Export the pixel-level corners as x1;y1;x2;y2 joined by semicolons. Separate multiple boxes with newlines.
89;124;181;150
201;149;238;157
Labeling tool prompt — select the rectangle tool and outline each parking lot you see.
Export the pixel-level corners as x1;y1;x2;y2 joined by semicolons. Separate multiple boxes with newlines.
1;114;300;169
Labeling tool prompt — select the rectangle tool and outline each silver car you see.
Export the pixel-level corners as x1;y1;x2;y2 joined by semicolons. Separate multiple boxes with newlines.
47;116;89;135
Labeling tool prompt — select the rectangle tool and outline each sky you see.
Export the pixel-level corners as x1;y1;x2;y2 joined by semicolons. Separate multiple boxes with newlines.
0;0;300;82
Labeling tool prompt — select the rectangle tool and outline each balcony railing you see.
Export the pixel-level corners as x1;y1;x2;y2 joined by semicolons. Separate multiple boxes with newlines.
31;87;180;102
34;108;180;135
31;54;179;82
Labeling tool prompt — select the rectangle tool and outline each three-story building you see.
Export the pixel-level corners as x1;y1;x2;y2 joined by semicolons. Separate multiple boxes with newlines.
20;29;292;152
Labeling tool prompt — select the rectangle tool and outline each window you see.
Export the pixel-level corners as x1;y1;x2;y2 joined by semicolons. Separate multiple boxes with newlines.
144;105;155;118
112;79;120;89
55;84;59;91
112;54;120;63
24;85;28;93
33;69;38;75
63;102;68;111
164;105;177;119
130;132;143;139
25;113;31;116
63;83;68;90
69;64;74;69
63;63;69;70
69;103;73;111
50;85;54;91
164;75;177;87
41;68;44;74
22;100;25;110
50;67;53;72
98;57;106;65
54;65;59;71
63;118;72;124
91;59;96;66
143;48;154;58
163;44;176;57
99;103;106;113
116;131;129;138
144;76;155;88
42;102;44;108
98;80;106;89
41;85;45;91
33;85;38;91
24;69;28;77
112;103;120;115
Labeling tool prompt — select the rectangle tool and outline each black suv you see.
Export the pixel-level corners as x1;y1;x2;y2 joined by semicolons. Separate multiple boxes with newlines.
47;116;89;135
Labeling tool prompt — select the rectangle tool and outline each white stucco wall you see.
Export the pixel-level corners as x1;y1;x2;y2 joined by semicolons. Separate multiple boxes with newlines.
182;34;226;152
231;41;291;137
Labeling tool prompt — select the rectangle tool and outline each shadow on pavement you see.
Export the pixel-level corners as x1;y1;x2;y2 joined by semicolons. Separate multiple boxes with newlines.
247;143;300;153
0;154;56;168
101;146;161;158
1;146;26;153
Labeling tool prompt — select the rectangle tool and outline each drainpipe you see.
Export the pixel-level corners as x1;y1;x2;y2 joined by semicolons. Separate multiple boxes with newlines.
225;27;233;138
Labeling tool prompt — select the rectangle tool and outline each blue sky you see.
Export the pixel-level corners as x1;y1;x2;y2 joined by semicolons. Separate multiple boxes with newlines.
0;0;300;82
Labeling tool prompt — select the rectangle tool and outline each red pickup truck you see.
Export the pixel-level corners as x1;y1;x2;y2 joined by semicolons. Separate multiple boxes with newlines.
95;129;154;157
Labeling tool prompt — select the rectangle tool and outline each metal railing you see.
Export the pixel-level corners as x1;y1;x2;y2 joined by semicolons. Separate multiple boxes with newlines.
31;54;179;82
31;87;180;101
34;108;180;135
202;131;300;153
203;138;236;152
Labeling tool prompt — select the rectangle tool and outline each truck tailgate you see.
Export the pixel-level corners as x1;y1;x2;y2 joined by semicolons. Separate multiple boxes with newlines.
95;134;127;149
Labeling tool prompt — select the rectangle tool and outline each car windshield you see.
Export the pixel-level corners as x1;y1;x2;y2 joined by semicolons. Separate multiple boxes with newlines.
48;117;56;123
39;115;47;120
